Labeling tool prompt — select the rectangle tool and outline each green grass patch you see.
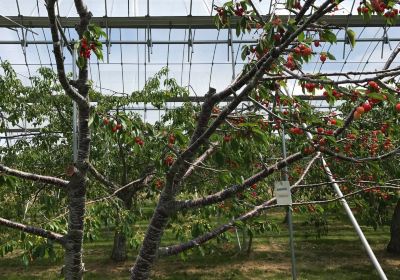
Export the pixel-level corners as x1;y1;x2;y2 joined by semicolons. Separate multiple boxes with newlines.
1;212;399;279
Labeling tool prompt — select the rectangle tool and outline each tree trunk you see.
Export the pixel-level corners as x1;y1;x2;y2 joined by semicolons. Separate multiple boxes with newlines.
387;199;400;254
64;177;86;280
130;205;169;280
64;106;91;279
111;231;128;262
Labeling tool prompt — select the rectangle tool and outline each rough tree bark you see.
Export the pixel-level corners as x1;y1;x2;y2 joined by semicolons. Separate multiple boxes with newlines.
111;231;128;262
130;201;171;279
387;199;400;255
63;107;91;279
46;0;92;278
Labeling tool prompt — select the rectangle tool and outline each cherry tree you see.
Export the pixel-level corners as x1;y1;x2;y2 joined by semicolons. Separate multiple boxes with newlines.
0;0;400;280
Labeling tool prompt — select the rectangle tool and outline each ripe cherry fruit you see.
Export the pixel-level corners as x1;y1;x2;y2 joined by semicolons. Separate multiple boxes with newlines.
356;106;365;114
169;134;176;145
320;53;327;63
353;111;362;120
396;103;400;112
135;137;144;146
223;134;232;142
368;81;379;91
164;155;174;166
362;102;372;112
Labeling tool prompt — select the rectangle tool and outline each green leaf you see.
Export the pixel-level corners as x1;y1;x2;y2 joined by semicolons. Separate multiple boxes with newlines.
326;52;336;60
215;151;225;166
298;32;305;42
240;17;247;32
252;128;269;144
77;56;85;69
241;45;249;61
214;15;221;30
384;91;397;104
367;92;385;100
88;113;95;127
236;21;241;37
321;30;337;44
346;29;356;48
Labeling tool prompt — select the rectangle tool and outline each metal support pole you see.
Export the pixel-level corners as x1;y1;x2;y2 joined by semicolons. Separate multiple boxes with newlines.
301;124;387;280
72;44;78;163
234;227;242;251
228;27;236;81
280;105;297;280
2;37;400;45
321;157;388;280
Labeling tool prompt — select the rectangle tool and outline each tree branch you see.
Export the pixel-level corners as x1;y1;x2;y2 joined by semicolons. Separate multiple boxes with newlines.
182;142;218;182
160;182;400;257
0;164;68;188
87;162;155;204
87;162;119;191
45;0;87;107
0;217;65;245
159;198;278;256
86;173;154;205
320;146;400;163
384;42;400;70
176;151;305;210
282;66;400;86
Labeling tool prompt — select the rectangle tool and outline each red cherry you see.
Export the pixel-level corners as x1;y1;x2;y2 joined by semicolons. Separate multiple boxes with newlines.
314;40;320;47
273;33;281;42
81;37;88;49
395;103;400;112
347;133;356;140
164;155;174;166
135;137;144;146
353;111;362;120
155;179;164;190
320;54;327;63
169;134;176;144
356;106;365;114
103;118;110;125
362;103;372;112
302;47;312;56
368;81;379;91
223;134;232;142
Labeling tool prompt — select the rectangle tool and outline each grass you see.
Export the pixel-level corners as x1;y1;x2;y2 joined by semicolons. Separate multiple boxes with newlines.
1;211;399;279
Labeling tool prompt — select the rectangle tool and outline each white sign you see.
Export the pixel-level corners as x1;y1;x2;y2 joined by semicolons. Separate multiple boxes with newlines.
274;181;292;206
